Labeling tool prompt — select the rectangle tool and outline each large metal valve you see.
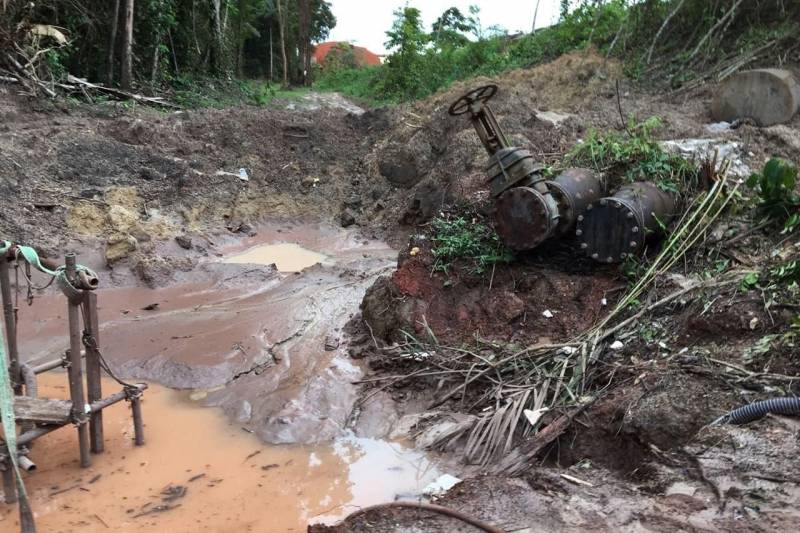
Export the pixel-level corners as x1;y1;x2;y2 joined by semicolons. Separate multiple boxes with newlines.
450;85;604;251
448;84;508;155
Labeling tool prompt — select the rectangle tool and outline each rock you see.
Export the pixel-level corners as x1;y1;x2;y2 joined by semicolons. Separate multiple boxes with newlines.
175;234;193;249
105;234;137;264
324;335;340;351
139;166;165;181
378;146;422;188
339;209;356;227
712;69;800;127
400;180;448;225
661;138;751;178
535;109;575;128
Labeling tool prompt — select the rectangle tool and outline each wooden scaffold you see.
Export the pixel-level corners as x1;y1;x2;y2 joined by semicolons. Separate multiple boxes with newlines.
0;241;147;533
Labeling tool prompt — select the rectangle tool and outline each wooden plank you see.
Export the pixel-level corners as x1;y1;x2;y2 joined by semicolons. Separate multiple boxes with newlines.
13;396;72;425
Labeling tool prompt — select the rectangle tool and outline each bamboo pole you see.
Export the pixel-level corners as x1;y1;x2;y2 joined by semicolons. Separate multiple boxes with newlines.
65;254;91;468
82;292;104;453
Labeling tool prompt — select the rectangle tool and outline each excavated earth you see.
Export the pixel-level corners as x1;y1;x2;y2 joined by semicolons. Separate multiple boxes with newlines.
1;50;800;531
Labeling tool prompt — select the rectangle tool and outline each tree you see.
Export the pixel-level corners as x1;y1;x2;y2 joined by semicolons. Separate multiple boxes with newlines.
276;0;288;86
121;0;135;90
431;7;475;48
382;6;428;99
297;0;311;85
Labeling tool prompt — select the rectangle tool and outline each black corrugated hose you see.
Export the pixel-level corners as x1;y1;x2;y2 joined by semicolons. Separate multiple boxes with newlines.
713;397;800;425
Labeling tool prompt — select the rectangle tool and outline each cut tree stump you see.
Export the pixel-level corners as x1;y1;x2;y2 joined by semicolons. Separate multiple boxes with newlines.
712;69;800;127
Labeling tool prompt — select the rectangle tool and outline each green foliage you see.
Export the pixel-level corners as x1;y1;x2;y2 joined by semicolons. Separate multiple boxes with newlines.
747;158;800;234
566;116;697;191
170;77;306;108
430;216;514;274
317;1;627;103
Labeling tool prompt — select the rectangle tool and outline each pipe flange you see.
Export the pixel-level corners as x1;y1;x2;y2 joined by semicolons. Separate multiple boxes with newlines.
494;186;555;250
576;197;646;263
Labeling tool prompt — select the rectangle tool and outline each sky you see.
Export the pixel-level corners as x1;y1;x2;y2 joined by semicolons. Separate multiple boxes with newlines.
326;1;563;55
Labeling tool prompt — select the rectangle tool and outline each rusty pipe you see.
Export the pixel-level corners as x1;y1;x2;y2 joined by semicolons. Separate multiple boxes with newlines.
546;168;605;235
77;270;99;290
17;455;36;472
576;182;676;263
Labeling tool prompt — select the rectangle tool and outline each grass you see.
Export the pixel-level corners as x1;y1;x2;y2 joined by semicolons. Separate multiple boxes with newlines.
170;77;311;109
430;215;514;275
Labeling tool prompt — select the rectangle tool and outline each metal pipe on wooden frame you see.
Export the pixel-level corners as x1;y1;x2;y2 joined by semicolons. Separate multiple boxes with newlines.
65;253;91;468
1;460;16;504
0;256;22;394
82;292;104;454
131;395;145;446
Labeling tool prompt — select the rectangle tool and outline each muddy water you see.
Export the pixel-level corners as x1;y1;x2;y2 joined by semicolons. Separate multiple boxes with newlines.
16;222;397;443
224;243;330;272
2;223;446;530
1;374;440;532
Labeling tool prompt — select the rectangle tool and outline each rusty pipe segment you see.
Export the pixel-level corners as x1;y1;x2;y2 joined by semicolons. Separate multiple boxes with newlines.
493;168;603;251
546;168;605;235
448;84;508;156
576;182;676;263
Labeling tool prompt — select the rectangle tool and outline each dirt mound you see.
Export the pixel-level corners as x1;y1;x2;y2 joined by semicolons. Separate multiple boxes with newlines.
0;93;389;276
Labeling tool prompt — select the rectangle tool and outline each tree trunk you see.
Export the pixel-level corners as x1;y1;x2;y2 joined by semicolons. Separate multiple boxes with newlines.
531;0;541;33
211;0;224;73
269;25;274;82
107;0;121;85
276;0;288;87
120;0;134;90
297;0;311;86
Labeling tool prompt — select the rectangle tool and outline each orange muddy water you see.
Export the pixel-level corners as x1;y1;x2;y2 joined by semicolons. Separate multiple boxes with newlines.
2;223;445;532
1;375;441;532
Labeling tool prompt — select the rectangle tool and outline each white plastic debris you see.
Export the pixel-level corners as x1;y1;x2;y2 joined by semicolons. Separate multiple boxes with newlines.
609;340;624;351
523;408;549;427
705;121;732;134
215;168;250;181
749;317;759;330
542;310;554;318
557;346;577;356
422;474;462;497
601;298;608;307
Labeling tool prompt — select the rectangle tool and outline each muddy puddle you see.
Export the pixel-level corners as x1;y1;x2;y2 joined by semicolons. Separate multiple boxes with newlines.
224;243;330;272
1;374;441;532
2;223;451;531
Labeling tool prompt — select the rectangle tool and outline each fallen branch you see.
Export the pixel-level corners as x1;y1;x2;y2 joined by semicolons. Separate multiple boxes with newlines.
65;75;180;108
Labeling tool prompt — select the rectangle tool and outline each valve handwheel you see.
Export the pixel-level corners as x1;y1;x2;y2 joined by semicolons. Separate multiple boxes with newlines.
448;84;498;116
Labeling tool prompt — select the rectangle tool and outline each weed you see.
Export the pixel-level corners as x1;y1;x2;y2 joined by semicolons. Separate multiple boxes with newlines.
747;158;799;234
430;215;513;274
566;116;697;192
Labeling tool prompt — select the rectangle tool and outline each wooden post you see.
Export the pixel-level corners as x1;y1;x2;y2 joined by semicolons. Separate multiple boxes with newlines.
65;254;91;468
82;292;104;454
0;257;22;395
1;459;16;504
131;395;145;446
